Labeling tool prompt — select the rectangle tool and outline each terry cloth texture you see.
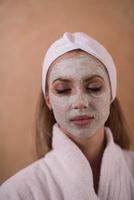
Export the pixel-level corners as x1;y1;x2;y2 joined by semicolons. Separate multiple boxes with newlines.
1;123;134;200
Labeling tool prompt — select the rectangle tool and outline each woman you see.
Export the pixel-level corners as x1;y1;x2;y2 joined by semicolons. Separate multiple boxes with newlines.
1;32;134;200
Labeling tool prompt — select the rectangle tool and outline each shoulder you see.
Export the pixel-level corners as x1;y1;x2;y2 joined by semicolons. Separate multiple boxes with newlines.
0;157;50;200
105;127;134;178
122;149;134;178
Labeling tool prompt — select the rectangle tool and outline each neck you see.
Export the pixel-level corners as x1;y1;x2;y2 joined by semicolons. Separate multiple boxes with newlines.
59;125;107;190
67;127;106;165
66;127;107;193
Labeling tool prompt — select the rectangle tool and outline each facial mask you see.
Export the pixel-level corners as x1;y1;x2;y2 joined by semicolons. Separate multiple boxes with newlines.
47;54;111;138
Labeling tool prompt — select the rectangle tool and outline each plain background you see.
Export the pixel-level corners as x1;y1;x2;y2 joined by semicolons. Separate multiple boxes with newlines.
0;0;134;183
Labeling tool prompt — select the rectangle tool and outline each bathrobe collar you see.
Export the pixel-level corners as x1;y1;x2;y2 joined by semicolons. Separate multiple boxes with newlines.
51;123;134;200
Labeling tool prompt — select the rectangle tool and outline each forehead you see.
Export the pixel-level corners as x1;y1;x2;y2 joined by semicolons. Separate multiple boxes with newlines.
47;50;109;82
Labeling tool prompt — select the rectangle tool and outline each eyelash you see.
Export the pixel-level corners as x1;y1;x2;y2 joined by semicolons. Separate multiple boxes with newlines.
88;86;102;92
55;89;71;94
55;86;102;94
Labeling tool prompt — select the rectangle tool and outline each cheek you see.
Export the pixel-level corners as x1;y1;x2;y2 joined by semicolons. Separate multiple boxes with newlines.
49;94;69;114
92;92;111;114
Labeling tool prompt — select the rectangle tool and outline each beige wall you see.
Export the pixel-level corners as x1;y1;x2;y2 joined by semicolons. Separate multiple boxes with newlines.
0;0;134;183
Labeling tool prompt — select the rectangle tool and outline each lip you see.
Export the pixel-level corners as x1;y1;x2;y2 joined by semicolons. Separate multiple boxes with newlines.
70;115;94;126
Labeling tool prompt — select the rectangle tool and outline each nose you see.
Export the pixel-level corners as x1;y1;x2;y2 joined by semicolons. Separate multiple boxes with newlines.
72;92;89;110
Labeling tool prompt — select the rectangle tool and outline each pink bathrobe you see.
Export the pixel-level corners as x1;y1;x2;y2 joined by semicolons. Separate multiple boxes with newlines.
1;123;134;200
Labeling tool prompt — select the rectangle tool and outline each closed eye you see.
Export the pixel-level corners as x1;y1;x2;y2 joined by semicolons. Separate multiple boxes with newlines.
55;89;71;94
87;86;102;92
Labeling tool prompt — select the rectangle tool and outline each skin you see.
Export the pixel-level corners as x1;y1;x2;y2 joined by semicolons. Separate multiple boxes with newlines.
45;50;112;193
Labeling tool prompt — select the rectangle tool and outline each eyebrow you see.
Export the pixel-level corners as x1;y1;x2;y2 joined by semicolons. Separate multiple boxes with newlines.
52;78;70;84
52;75;104;84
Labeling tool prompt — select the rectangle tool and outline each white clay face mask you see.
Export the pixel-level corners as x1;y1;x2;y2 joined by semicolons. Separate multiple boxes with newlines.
47;54;111;138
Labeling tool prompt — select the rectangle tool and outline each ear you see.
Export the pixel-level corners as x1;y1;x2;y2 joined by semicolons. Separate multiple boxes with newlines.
45;95;52;110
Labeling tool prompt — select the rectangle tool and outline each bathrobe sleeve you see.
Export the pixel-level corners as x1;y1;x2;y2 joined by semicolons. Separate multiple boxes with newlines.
0;160;51;200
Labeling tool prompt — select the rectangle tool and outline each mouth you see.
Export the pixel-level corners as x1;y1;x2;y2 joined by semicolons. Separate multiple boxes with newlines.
70;115;94;127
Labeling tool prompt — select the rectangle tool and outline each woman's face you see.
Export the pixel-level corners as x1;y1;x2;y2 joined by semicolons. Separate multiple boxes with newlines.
45;51;111;138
